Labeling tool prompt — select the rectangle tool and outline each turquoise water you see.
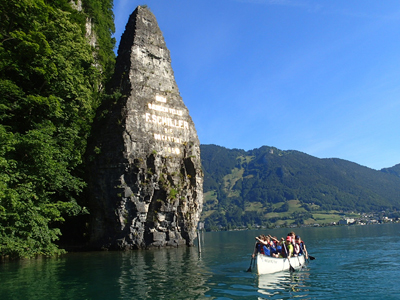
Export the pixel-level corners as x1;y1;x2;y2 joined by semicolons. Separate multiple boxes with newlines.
1;223;400;299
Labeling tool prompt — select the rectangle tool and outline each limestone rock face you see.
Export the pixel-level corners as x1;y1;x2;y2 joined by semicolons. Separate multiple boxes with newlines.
86;6;203;250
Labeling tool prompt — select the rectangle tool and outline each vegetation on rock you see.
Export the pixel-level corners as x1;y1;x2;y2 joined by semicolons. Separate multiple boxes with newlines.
0;0;115;258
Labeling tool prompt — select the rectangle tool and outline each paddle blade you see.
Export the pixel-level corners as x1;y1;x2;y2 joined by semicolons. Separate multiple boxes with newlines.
246;257;253;272
309;255;316;260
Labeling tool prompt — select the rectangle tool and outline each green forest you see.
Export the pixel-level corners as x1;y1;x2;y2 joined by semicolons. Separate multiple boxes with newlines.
201;144;400;231
0;0;115;258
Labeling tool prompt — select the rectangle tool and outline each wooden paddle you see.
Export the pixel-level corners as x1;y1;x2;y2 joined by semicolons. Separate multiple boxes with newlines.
247;241;258;272
294;244;302;267
283;243;295;272
296;254;302;267
299;243;315;261
287;258;295;272
246;257;253;272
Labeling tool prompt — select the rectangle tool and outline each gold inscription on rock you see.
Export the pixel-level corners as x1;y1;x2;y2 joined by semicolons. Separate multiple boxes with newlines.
144;95;189;155
155;95;167;103
148;103;183;116
145;113;189;130
154;133;182;144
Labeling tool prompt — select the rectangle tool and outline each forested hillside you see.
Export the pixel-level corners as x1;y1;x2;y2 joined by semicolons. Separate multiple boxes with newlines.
201;144;400;230
0;0;115;258
381;164;400;178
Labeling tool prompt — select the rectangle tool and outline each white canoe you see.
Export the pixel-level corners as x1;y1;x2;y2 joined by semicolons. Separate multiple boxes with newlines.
257;254;306;274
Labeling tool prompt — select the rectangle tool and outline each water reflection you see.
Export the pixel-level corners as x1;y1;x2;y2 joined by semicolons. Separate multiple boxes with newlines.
0;247;211;300
0;256;84;300
257;269;311;299
3;224;400;299
118;247;211;299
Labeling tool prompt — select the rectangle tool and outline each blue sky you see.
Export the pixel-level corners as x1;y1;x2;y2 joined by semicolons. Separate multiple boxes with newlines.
112;0;400;170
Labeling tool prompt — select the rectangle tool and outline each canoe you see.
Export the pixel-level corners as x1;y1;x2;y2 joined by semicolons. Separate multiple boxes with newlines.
257;254;306;274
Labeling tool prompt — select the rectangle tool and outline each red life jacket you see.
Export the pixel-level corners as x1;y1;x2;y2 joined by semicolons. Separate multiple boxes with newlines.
256;242;265;254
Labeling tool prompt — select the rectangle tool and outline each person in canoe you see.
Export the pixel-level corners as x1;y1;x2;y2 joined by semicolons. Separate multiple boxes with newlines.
267;235;283;258
295;235;309;259
253;235;274;257
282;236;294;258
288;231;296;246
252;235;266;258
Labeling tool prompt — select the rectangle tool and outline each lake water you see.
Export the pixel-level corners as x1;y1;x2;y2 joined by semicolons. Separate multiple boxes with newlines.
1;223;400;299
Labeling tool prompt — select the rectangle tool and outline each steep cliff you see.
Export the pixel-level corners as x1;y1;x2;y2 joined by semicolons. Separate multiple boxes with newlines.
86;6;203;250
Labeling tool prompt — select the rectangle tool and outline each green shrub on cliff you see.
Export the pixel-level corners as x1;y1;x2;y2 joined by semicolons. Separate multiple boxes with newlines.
0;0;115;258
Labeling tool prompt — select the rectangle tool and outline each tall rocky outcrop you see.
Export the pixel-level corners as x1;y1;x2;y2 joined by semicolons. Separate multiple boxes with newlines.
86;6;203;250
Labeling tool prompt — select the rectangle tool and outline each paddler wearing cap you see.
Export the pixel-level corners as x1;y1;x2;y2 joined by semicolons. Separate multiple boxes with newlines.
282;235;294;258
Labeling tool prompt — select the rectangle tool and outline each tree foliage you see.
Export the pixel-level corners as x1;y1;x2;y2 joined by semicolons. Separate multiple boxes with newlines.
0;0;115;258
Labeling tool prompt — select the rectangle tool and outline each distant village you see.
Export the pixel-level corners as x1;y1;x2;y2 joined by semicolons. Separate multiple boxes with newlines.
331;212;399;226
291;212;400;228
199;211;400;231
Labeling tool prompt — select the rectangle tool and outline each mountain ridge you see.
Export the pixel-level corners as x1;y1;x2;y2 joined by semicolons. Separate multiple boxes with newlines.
200;144;400;230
